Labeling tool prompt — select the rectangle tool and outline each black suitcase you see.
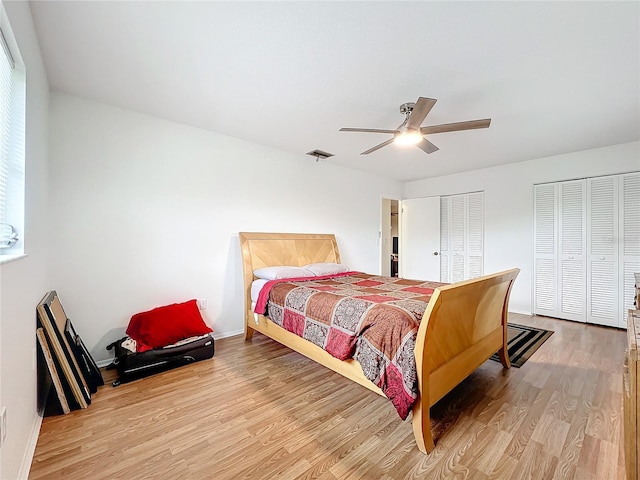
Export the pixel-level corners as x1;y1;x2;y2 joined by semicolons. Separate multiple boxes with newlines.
106;334;214;386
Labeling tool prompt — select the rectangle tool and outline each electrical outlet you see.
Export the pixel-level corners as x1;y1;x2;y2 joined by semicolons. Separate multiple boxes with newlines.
1;407;6;446
197;298;207;310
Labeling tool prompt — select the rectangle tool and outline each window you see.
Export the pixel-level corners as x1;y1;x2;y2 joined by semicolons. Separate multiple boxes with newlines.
0;7;25;256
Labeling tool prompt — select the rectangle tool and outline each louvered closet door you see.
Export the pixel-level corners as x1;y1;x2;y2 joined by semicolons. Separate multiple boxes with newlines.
466;192;484;279
440;197;450;283
535;173;639;327
439;192;484;283
558;180;586;321
534;183;558;316
621;173;640;327
450;194;466;283
587;176;619;327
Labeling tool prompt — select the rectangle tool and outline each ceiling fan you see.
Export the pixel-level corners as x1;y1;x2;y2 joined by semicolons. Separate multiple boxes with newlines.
339;97;491;155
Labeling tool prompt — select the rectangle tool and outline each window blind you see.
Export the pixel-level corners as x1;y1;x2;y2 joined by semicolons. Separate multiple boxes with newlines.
0;21;23;251
0;28;13;239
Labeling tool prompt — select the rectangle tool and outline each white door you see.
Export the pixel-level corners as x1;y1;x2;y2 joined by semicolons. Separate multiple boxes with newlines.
534;180;588;323
620;173;640;327
534;172;640;328
400;197;441;280
440;192;485;283
533;183;558;316
466;192;485;279
587;175;618;326
558;180;586;322
449;194;466;282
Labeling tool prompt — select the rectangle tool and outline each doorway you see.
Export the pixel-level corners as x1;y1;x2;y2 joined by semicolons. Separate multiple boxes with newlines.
381;196;441;280
380;198;399;277
382;193;484;282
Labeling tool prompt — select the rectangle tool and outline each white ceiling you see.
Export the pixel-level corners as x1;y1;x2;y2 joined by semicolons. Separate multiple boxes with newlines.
29;1;639;182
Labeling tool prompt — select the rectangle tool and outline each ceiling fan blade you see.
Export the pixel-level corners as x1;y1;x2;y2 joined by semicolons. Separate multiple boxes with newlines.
416;138;439;154
361;138;394;155
421;118;491;135
406;97;437;130
340;128;397;134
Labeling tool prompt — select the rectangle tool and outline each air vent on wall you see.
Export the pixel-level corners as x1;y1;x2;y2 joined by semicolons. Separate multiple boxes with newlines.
306;149;334;162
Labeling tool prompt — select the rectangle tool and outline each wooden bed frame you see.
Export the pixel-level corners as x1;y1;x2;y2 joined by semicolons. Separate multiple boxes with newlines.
239;232;519;454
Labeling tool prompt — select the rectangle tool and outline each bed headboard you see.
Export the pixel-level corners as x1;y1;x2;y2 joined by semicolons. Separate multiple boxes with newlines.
238;232;341;316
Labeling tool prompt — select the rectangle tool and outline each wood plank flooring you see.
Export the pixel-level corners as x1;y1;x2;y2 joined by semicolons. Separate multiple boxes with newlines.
29;314;628;480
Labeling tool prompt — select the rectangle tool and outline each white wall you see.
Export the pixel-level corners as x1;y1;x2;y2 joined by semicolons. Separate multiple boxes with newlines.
0;2;50;479
404;141;640;314
48;93;403;363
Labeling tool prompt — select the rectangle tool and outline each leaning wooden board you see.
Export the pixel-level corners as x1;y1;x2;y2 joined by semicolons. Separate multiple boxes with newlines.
36;328;71;414
37;292;90;409
239;232;519;453
48;293;91;395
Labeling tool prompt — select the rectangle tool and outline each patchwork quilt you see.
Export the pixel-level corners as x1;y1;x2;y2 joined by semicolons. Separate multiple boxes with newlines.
255;272;445;419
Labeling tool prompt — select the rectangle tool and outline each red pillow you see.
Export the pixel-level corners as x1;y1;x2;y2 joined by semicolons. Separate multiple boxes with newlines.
126;299;212;352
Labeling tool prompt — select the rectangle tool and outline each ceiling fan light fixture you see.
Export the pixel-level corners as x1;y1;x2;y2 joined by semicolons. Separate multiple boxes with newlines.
394;129;422;146
339;97;490;156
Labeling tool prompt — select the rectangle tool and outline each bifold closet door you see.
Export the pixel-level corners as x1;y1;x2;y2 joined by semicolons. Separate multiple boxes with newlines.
533;183;558;317
559;180;586;322
533;181;586;322
586;173;640;328
535;172;640;328
621;173;640;327
439;192;484;283
586;176;618;327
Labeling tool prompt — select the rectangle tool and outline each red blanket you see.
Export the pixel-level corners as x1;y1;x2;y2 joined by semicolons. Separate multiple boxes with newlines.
255;272;445;419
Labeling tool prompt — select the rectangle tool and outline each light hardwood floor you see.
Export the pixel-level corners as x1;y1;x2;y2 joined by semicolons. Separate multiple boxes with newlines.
29;314;627;480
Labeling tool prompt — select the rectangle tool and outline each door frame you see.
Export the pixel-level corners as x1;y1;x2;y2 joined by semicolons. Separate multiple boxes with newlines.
380;195;401;276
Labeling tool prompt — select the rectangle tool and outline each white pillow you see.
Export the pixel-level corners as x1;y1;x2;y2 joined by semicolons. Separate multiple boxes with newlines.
253;266;315;280
303;262;350;276
251;279;269;302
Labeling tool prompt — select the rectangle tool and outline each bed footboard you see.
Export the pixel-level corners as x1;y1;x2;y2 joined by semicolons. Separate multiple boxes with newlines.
411;268;520;453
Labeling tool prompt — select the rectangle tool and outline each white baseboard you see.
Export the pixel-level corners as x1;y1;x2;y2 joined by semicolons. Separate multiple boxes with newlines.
212;329;244;340
509;308;533;316
17;412;42;480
